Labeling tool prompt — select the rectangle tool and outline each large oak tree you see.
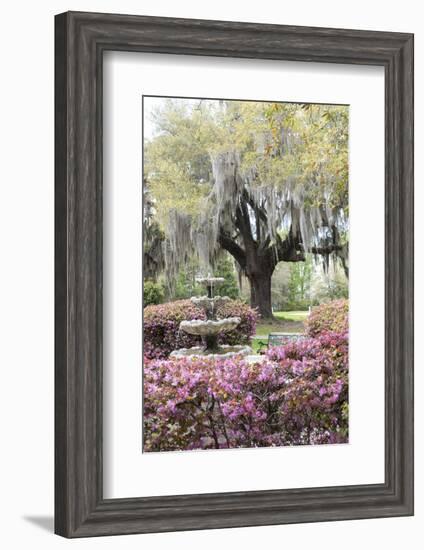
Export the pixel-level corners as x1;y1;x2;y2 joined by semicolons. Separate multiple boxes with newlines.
144;99;348;319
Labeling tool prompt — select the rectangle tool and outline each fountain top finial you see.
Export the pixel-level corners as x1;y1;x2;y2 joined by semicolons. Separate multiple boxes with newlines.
195;274;225;298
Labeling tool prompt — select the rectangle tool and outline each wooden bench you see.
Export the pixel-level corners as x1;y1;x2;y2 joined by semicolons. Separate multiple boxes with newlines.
255;332;304;354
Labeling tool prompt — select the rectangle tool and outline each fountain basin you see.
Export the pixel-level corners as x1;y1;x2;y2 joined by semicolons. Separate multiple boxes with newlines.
170;344;253;359
195;276;225;286
180;317;241;337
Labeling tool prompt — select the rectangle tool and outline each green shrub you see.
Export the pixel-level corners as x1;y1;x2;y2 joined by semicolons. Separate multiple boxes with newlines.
305;298;348;337
144;281;165;306
214;256;240;299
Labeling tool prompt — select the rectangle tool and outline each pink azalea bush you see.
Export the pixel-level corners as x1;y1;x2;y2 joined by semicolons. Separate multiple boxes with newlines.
143;299;258;359
305;298;349;337
143;331;348;451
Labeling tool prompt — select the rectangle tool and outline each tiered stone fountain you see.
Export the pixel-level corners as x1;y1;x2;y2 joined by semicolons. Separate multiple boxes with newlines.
170;275;253;359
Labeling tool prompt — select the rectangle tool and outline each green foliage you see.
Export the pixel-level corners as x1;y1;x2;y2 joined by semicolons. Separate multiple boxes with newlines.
213;256;240;299
143;184;166;279
305;299;348;337
271;257;312;311
173;259;202;300
144;98;349;233
272;255;348;310
310;266;349;304
168;255;240;302
144;100;220;229
270;262;290;311
286;257;313;310
263;102;349;212
143;281;165;306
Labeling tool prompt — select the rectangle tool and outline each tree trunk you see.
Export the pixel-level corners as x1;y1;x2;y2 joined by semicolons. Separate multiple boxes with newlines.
247;270;274;320
218;199;308;319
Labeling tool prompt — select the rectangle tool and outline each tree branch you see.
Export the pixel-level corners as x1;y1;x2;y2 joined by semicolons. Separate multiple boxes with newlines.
243;189;268;225
218;231;246;269
236;199;255;246
258;235;271;253
310;245;342;255
275;231;305;263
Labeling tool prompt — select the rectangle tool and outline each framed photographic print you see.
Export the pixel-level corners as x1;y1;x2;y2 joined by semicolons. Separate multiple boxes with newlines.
55;11;414;537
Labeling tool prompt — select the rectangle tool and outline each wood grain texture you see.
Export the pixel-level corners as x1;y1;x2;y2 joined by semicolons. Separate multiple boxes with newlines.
54;11;414;538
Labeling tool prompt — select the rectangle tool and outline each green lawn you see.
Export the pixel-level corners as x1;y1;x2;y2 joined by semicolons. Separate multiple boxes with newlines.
251;337;267;353
274;310;309;322
255;323;301;336
251;310;309;352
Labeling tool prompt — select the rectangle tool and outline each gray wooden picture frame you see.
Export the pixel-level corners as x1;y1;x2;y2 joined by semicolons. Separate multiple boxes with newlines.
55;11;414;538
